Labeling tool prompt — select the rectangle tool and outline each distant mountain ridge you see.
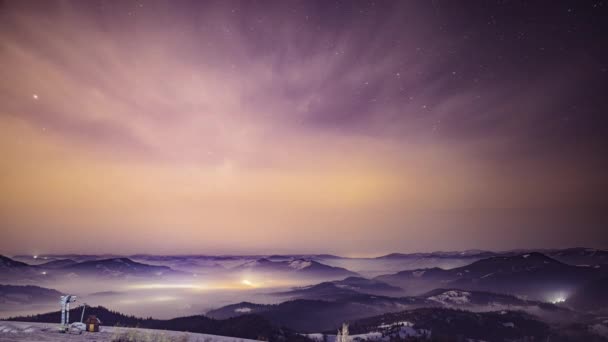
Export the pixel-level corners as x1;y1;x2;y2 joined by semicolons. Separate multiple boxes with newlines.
566;277;608;312
13;247;608;265
0;255;30;268
0;255;187;280
36;258;77;269
5;248;607;284
235;257;358;280
0;285;62;305
345;307;550;341
376;250;497;259
0;255;43;282
273;276;404;299
375;247;608;264
375;252;607;299
61;257;187;277
207;285;574;332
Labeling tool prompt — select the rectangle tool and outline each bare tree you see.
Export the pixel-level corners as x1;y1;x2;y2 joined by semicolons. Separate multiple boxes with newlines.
335;323;349;342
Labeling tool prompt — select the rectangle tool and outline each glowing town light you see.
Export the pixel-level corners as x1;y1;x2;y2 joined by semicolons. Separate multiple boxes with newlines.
33;255;38;259
551;297;566;304
129;283;204;290
41;271;47;275
241;279;255;287
150;296;178;302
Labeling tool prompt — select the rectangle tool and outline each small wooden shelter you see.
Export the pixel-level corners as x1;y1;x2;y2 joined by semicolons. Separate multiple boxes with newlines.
84;315;101;332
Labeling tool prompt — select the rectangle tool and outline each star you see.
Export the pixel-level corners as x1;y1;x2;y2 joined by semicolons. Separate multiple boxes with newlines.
32;94;38;100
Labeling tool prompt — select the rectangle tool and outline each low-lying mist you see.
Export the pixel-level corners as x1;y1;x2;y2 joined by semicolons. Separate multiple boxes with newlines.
0;272;309;319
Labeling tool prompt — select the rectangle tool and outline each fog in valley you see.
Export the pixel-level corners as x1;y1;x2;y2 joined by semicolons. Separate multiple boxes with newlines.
0;254;477;319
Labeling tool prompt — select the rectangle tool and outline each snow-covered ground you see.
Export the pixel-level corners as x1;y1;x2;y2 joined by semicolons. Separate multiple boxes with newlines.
0;321;258;342
306;321;430;341
427;290;471;305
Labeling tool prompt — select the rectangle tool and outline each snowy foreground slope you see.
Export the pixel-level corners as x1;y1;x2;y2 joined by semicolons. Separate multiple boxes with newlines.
0;321;257;342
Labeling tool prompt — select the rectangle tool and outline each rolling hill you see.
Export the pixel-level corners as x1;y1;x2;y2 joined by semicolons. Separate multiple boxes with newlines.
6;305;309;341
375;252;606;299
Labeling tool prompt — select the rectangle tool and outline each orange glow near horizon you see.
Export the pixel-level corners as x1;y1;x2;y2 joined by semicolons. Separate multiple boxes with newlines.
1;1;606;256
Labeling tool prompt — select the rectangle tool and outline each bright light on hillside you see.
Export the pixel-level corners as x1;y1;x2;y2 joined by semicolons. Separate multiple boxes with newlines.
241;279;255;287
130;283;205;290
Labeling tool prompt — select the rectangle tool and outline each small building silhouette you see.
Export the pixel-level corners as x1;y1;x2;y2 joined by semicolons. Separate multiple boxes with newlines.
84;315;101;332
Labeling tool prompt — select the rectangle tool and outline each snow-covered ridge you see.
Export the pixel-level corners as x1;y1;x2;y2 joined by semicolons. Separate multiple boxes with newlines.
412;270;426;277
428;290;471;305
0;321;257;341
289;259;312;270
378;321;413;329
307;321;429;341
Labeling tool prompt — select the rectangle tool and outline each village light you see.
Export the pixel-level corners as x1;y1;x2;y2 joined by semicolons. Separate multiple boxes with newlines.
241;279;255;287
129;283;204;290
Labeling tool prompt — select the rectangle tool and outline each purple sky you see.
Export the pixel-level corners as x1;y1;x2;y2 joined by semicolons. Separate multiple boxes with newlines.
1;1;607;256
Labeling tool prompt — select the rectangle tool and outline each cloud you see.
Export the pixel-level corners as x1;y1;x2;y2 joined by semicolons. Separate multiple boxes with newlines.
0;1;606;254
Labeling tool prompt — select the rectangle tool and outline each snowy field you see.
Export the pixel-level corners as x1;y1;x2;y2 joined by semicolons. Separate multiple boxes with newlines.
306;321;430;341
0;321;257;342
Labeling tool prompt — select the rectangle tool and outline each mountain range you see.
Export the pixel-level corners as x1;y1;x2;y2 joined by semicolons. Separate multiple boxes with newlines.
375;252;607;300
207;286;577;332
344;307;551;341
566;276;608;312
374;247;608;265
272;276;404;299
4;248;608;340
0;285;62;305
59;257;185;277
0;255;187;280
234;258;358;280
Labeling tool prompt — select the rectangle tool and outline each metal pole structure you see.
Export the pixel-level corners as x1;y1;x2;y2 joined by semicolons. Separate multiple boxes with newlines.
59;295;77;332
80;303;87;323
60;300;65;326
60;298;64;326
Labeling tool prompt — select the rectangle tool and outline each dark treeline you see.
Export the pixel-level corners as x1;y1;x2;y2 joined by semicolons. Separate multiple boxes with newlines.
7;305;311;341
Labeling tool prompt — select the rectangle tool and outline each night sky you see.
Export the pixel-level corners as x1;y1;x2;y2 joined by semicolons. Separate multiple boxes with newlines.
1;0;607;256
